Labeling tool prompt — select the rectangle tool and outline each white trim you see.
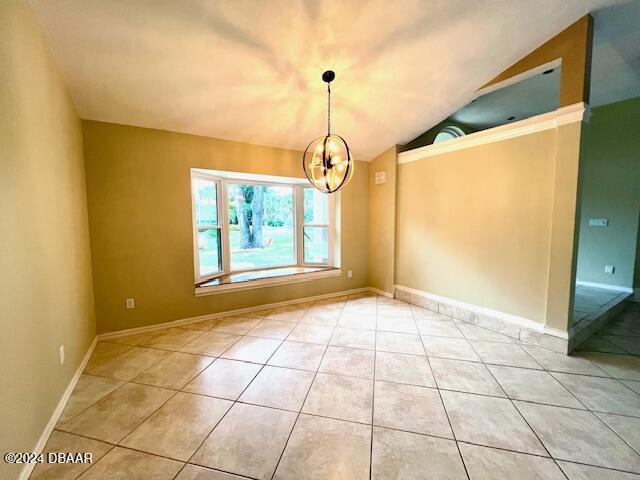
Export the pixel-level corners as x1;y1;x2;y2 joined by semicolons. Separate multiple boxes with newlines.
368;287;394;298
195;268;342;296
475;59;562;96
98;287;370;341
397;102;590;164
19;337;98;480
575;280;634;293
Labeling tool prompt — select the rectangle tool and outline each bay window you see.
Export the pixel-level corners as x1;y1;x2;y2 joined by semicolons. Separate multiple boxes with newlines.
191;169;337;288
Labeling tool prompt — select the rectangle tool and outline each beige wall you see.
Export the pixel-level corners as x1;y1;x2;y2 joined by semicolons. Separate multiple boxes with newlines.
82;121;369;333
368;146;397;293
396;127;578;325
0;2;96;479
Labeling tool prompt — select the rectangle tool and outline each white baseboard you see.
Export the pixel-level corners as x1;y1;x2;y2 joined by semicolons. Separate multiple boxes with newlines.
576;280;633;293
19;337;97;480
368;287;394;298
98;287;370;341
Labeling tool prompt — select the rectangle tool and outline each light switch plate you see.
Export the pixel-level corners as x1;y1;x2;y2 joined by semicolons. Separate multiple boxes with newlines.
126;298;135;309
604;265;615;274
375;171;386;185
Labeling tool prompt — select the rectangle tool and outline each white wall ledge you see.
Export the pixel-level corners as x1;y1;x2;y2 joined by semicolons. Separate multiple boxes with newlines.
398;102;590;164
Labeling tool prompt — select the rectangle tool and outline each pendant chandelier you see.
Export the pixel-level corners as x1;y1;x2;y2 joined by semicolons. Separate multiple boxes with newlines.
303;70;354;193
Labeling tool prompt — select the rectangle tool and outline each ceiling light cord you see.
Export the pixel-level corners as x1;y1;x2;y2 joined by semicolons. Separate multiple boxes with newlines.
327;81;331;136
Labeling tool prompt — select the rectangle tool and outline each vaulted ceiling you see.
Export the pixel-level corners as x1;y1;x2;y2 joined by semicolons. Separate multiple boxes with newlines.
31;0;629;159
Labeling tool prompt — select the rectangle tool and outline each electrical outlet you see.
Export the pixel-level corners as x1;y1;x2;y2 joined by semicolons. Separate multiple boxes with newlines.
59;345;65;365
126;298;135;309
604;265;615;274
347;270;353;278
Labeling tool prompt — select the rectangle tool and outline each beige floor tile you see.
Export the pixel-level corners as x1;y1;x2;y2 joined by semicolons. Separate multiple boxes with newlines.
176;464;247;479
247;319;295;340
139;327;203;350
337;312;377;330
471;341;542;369
576;336;628;354
300;307;341;326
85;346;170;381
377;304;412;318
30;431;112;480
441;391;546;455
601;335;640;355
182;318;222;331
212;316;262;335
372;427;466;480
577;352;640;381
58;375;124;424
416;320;463;338
240;366;315;411
59;383;174;443
596;413;640;453
330;327;376;350
106;331;162;346
84;342;132;371
515;401;640;473
268;341;325;371
412;308;451;322
376;351;436;387
120;392;232;461
459;443;566;480
273;414;371;480
521;346;609;376
286;324;333;344
77;447;183;479
178;332;241;357
183;358;261;400
376;316;418;334
221;336;281;363
373;381;452;437
342;303;378;316
319;346;375;379
551;373;640;416
192;403;296;480
302;373;373;423
488;365;584;408
133;352;213;389
376;331;425;355
429;357;505;397
267;304;310;322
347;291;378;302
458;323;513;343
624;380;640;395
422;336;480;361
558;460;640;479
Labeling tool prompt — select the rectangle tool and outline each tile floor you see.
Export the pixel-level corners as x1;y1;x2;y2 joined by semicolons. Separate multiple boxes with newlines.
573;284;626;325
31;294;640;480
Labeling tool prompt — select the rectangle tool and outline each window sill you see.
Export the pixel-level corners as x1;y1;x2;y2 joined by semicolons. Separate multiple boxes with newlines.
194;266;342;296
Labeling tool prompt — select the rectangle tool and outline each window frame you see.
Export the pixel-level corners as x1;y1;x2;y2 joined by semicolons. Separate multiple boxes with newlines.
191;172;224;283
191;170;336;285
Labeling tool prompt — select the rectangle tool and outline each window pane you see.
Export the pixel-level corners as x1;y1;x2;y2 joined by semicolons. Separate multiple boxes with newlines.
304;188;329;224
228;184;294;270
304;226;329;264
198;228;222;276
193;178;218;226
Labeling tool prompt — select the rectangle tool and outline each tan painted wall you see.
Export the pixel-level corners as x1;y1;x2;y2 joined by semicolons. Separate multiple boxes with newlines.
368;147;398;293
82;121;369;333
0;2;96;479
396;129;562;324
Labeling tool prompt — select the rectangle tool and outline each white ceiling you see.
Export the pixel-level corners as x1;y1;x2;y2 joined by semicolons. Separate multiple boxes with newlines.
30;0;628;160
